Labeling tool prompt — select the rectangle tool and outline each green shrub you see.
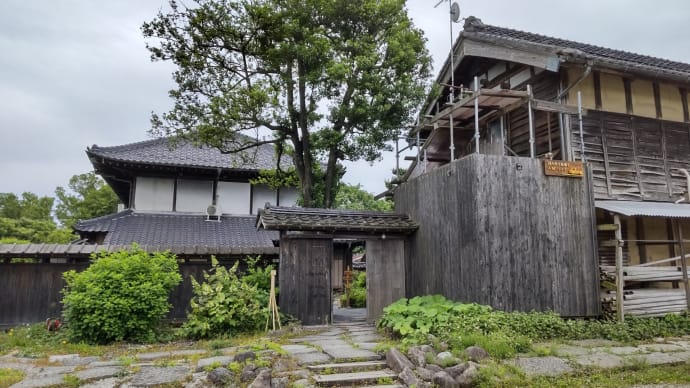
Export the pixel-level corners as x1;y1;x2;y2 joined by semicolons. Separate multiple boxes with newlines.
181;258;268;339
340;271;367;307
61;245;181;344
378;295;690;359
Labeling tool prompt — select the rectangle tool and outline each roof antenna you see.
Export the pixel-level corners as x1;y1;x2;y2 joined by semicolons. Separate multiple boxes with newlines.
435;0;462;161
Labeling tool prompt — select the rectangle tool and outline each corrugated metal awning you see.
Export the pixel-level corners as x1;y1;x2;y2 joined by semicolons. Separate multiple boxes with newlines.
596;200;690;218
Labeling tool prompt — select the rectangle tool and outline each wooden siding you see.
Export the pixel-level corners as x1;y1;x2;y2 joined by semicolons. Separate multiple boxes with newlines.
279;236;332;325
395;154;600;317
571;110;690;201
366;239;406;322
0;262;224;325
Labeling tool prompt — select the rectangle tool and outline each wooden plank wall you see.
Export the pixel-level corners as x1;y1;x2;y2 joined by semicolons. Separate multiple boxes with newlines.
395;154;600;317
366;239;406;323
571;110;690;201
279;236;332;325
0;262;236;325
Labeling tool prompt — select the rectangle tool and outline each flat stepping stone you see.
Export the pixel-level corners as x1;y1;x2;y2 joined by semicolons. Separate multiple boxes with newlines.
551;345;591;357
321;346;381;361
9;374;65;388
282;344;318;355
569;339;620;348
294;351;332;365
127;366;189;387
312;369;397;386
196;356;233;371
307;361;387;373
355;343;379;351
74;366;123;381
511;356;573;377
79;377;121;388
135;352;170;361
574;353;625;368
349;334;382;343
606;346;646;355
639;344;685;353
627;352;688;365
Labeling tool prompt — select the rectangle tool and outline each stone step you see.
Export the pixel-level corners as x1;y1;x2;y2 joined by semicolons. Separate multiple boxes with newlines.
358;385;405;388
307;360;387;373
312;369;398;387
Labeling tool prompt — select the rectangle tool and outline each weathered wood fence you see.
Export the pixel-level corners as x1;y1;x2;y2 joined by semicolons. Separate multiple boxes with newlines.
395;153;601;317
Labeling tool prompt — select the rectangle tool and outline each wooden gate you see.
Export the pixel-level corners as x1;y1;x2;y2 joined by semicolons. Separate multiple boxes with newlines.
279;235;333;325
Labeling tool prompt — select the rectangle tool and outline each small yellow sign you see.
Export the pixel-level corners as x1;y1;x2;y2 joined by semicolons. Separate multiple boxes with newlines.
544;160;584;178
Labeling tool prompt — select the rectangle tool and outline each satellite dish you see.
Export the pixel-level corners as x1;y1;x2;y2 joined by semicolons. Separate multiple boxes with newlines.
450;2;461;23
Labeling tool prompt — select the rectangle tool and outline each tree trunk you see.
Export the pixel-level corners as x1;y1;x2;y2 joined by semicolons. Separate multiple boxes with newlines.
324;147;338;208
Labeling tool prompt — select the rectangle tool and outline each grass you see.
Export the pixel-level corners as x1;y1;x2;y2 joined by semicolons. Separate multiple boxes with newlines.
0;369;25;388
476;360;690;387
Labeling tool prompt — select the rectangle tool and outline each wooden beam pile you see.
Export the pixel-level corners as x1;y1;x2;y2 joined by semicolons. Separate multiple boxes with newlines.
600;265;688;282
601;289;688;318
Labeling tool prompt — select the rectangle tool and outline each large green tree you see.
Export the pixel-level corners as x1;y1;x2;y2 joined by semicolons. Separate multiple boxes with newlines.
0;192;72;243
55;172;119;228
142;0;431;207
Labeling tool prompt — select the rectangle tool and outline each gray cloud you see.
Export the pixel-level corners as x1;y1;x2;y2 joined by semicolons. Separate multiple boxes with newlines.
1;0;688;198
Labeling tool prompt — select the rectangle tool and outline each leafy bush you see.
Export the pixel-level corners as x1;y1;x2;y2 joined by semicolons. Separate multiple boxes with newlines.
61;246;181;344
181;258;269;339
378;295;690;359
340;271;366;307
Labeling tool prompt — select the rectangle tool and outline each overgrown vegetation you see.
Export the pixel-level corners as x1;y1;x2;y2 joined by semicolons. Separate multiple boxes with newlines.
0;368;25;388
378;295;690;359
181;257;276;339
340;271;366;307
61;246;182;344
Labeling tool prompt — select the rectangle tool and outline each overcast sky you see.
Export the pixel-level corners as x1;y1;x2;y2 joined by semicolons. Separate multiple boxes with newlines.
1;0;689;199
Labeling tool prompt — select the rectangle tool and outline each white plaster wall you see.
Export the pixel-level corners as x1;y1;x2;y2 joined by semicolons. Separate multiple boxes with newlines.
252;184;276;214
217;181;251;215
134;177;174;211
278;187;300;207
176;179;213;212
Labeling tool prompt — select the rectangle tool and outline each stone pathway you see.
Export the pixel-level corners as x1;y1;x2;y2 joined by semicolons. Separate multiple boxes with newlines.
3;312;690;387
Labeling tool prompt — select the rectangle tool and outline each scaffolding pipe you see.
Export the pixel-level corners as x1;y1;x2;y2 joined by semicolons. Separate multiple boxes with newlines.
449;93;455;161
416;130;420;165
448;0;456;161
578;91;586;162
474;76;480;153
423;149;428;173
527;84;535;158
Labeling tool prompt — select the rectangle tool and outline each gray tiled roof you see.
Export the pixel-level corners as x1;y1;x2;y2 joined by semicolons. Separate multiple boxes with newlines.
257;206;418;234
87;136;292;171
75;210;279;253
463;16;690;78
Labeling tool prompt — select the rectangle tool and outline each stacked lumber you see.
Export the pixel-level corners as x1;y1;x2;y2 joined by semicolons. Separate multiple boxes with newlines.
601;289;688;317
600;265;688;282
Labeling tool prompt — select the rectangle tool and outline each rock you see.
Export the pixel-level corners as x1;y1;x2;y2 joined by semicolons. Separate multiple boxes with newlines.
463;346;489;362
399;366;419;387
408;345;433;367
240;364;258;382
196;356;233;372
247;368;271;388
48;354;80;364
207;367;233;386
432;370;459;388
439;342;449;351
271;377;289;388
445;362;469;379
386;348;414;374
426;363;443;373
456;361;479;387
292;378;311;387
185;372;208;388
129;366;190;386
437;351;453;360
416;367;435;381
234;351;257;363
272;358;292;373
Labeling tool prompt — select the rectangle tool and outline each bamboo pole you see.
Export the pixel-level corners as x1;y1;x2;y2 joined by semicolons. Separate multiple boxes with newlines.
676;220;690;312
614;214;624;321
265;270;281;331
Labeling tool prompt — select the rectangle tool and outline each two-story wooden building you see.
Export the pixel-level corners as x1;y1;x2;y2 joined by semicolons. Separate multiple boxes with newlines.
393;16;690;319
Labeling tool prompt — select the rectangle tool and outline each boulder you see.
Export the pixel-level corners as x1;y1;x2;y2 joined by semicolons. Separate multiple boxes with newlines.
240;364;257;382
445;362;469;379
386;348;414;374
463;346;489;362
432;370;460;388
234;351;257;363
271;377;289;388
207;367;233;386
399;366;419;387
426;363;444;373
456;362;479;388
415;367;435;381
247;368;271;388
408;345;434;367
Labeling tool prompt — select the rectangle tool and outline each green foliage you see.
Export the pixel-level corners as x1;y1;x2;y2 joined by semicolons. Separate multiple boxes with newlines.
143;0;432;207
61;246;182;344
340;271;366;308
181;258;270;339
55;172;119;228
334;184;393;211
0;368;25;388
0;192;74;243
378;295;690;359
249;169;300;191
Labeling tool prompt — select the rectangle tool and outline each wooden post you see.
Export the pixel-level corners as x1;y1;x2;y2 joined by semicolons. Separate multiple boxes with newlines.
614;214;625;321
675;220;690;312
